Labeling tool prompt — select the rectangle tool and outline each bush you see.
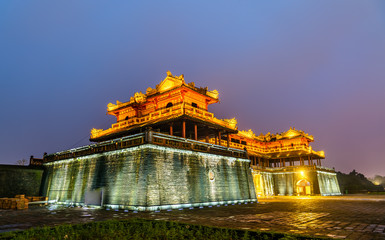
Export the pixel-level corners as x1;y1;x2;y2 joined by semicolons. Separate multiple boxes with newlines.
0;218;324;240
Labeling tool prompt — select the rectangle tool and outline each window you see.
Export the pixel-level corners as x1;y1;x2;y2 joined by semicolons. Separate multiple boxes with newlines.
166;102;173;108
192;102;198;108
125;116;129;120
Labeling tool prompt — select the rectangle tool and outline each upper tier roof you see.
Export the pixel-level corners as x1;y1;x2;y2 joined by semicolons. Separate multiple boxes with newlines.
106;71;219;113
238;127;314;142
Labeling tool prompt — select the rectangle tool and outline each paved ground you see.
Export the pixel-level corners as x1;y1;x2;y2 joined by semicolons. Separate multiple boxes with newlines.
1;195;385;239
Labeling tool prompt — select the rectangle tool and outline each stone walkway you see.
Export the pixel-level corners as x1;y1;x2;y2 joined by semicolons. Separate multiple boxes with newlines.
1;195;385;239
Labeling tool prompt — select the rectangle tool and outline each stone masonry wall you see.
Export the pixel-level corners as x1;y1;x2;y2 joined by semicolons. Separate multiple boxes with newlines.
42;144;256;210
0;165;44;197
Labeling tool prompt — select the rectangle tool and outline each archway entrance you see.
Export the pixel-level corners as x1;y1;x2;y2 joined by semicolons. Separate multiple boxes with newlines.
296;179;311;195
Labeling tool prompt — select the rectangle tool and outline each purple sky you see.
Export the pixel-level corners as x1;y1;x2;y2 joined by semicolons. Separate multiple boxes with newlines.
1;1;384;177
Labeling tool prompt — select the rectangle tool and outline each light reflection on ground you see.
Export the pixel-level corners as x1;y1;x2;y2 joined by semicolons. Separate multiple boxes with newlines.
1;195;385;239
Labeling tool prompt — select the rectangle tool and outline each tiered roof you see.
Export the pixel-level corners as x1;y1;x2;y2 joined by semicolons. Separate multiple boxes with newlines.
234;127;324;159
90;71;236;141
89;71;325;161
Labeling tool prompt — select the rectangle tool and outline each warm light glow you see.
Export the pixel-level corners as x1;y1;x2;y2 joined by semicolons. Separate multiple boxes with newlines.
91;71;232;140
91;70;326;171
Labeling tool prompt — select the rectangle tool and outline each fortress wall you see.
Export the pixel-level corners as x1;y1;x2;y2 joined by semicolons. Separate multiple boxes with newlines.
252;167;341;196
317;171;342;196
43;144;256;210
0;165;44;197
273;173;294;196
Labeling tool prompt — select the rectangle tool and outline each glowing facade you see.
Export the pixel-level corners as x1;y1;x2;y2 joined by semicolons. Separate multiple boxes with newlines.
90;70;236;143
86;71;340;197
42;71;340;209
42;71;259;209
90;71;325;169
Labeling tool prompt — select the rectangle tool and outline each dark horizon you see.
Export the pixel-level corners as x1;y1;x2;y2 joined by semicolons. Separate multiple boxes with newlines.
1;1;384;177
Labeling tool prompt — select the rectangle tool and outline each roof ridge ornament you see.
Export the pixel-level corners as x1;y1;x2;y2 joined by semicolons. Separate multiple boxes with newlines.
238;129;256;139
134;91;146;103
223;118;237;129
166;70;184;81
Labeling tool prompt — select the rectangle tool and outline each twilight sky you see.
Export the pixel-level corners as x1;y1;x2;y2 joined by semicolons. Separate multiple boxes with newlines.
0;1;384;177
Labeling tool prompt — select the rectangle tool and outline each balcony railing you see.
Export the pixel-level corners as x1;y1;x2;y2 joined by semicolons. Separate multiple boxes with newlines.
207;139;324;158
45;130;248;163
91;103;236;139
251;165;335;173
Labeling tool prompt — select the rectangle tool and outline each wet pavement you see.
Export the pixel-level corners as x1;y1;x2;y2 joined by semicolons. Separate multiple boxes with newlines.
1;195;385;239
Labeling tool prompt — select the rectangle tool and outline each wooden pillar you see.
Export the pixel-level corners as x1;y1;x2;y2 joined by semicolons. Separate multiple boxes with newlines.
282;158;285;167
194;124;198;141
308;156;311;165
258;157;261;166
218;131;221;146
182;121;186;138
226;132;230;148
319;159;322;166
169;124;173;136
280;159;282;167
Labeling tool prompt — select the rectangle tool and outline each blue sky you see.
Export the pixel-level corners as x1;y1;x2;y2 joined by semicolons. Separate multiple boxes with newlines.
1;1;385;176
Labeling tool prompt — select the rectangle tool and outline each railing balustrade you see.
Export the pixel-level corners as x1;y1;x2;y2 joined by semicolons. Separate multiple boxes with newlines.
91;103;234;139
45;130;248;163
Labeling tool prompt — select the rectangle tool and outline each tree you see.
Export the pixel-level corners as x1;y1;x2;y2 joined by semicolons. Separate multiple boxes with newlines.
16;159;27;166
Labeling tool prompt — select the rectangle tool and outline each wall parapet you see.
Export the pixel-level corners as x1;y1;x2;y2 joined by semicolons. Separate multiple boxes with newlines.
251;165;336;173
44;130;248;163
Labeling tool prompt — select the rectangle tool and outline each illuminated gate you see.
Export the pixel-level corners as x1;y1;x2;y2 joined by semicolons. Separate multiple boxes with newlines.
296;179;311;195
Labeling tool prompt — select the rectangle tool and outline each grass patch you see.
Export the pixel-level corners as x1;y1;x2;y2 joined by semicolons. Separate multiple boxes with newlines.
0;218;327;240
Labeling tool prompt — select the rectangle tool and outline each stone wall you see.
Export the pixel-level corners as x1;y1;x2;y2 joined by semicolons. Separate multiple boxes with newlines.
317;171;341;195
252;166;341;196
0;165;44;197
42;144;256;210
